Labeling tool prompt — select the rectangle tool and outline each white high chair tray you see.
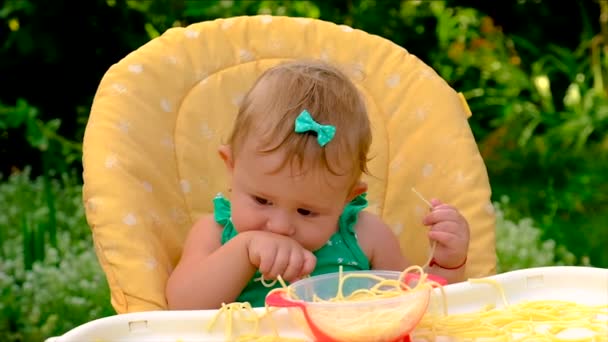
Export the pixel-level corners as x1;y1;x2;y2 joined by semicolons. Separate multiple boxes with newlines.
46;266;608;342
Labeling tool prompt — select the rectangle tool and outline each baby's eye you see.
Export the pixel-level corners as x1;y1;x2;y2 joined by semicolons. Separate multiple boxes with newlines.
297;208;313;216
254;196;270;205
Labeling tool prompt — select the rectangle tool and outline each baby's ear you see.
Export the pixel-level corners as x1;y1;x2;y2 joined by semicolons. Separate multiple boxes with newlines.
347;180;368;203
218;145;234;172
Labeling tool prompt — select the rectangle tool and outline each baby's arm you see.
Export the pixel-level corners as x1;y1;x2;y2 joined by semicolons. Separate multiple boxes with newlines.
165;215;256;310
356;211;410;271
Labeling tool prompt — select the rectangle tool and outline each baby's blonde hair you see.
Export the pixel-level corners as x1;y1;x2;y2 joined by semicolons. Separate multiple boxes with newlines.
227;59;371;186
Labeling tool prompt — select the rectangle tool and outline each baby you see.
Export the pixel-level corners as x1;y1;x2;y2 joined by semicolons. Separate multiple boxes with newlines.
166;60;470;309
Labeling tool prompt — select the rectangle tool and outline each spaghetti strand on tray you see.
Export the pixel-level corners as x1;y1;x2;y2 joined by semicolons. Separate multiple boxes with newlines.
412;278;608;342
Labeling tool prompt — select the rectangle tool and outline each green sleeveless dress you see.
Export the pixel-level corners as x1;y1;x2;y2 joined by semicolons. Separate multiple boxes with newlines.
213;193;371;307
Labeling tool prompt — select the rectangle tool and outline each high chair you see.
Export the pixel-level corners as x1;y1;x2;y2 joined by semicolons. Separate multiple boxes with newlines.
82;15;496;314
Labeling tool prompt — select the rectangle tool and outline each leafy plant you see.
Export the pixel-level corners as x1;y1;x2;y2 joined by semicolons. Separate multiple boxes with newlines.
0;99;82;174
0;169;114;342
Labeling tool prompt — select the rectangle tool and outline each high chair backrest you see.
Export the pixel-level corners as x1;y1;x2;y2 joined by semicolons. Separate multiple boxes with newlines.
83;15;496;314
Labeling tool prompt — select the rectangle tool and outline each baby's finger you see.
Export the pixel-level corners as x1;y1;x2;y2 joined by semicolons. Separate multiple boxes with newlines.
428;229;458;247
430;198;443;208
301;250;317;277
423;207;463;226
258;246;277;275
268;247;290;279
429;221;462;235
282;250;305;282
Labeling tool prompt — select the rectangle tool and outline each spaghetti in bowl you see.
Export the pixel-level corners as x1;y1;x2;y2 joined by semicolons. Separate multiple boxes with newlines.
266;269;433;342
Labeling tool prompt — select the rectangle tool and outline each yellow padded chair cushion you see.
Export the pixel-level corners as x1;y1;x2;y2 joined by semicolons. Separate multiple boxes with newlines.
83;15;496;314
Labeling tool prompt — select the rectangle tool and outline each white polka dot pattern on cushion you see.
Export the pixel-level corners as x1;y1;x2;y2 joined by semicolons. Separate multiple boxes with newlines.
184;29;199;39
260;15;273;24
145;257;158;270
116;120;130;133
239;49;255;62
86;198;98;213
160;98;172;112
104;154;118;169
160;136;174;148
112;83;127;94
164;56;178;65
415;205;426;218
485;202;496;215
386;74;400;88
122;213;137;226
200;122;214;139
128;64;143;73
339;25;354;32
142;181;153;193
422;163;434;177
391;223;404;235
180;180;191;194
414;107;429;121
231;93;245;107
221;19;235;30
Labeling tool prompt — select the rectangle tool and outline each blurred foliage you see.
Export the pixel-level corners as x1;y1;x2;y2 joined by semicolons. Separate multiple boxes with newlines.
0;99;82;175
494;196;579;274
0;169;114;342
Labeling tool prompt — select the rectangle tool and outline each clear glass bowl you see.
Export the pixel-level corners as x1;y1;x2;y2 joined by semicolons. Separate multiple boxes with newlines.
266;270;432;342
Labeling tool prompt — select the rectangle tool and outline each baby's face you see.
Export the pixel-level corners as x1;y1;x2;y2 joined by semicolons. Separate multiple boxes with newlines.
226;143;355;252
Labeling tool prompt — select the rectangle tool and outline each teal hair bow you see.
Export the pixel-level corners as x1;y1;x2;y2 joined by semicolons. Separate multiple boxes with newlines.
294;109;336;147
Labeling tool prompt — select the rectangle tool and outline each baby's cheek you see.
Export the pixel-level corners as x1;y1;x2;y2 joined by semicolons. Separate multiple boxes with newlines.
302;221;338;251
231;204;263;233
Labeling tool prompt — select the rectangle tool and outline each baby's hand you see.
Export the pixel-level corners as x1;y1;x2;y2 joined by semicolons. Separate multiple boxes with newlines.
422;199;470;269
246;231;317;283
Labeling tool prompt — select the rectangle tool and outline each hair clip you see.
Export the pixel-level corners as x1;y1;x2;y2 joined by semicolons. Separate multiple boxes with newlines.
294;109;336;147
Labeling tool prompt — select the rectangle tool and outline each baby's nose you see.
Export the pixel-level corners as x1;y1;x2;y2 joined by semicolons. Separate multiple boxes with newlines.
266;213;295;236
